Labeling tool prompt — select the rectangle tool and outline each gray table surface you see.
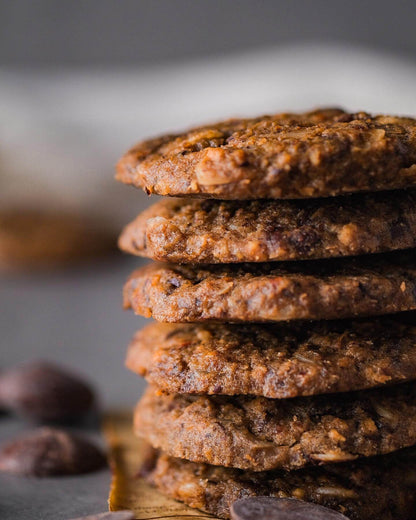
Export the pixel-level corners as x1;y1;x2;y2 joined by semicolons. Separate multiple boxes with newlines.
0;254;149;519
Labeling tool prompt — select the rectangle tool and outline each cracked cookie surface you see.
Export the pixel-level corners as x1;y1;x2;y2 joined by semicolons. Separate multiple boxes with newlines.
123;250;416;322
116;108;416;199
142;447;416;520
119;192;416;263
126;317;416;398
135;382;416;471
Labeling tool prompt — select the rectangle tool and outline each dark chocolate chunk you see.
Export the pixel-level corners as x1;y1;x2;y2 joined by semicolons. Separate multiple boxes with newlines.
0;361;95;422
231;497;349;520
0;427;106;476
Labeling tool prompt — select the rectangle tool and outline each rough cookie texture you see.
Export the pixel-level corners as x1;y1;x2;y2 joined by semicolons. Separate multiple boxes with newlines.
0;210;115;271
135;382;416;471
142;447;416;520
126;317;416;398
116;108;416;200
119;192;416;263
123;251;416;322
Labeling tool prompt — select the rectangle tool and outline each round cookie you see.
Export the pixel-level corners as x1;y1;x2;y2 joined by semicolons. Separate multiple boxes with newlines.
135;382;416;472
126;317;416;398
142;447;416;520
123;251;416;322
116;108;416;200
119;191;416;263
0;209;116;271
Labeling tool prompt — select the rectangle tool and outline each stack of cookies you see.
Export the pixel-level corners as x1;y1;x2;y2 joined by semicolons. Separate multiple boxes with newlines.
116;109;416;520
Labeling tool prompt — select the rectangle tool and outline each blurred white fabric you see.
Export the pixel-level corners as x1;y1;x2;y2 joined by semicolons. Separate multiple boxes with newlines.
1;43;416;223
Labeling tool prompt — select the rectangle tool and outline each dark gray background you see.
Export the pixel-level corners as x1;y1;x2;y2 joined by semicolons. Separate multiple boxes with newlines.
1;0;416;67
1;2;416;519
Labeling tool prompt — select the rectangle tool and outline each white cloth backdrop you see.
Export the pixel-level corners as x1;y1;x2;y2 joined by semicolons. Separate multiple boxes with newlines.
1;43;416;224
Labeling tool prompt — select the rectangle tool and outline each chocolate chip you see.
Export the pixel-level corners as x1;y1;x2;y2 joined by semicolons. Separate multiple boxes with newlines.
0;427;106;477
0;361;95;422
231;497;349;520
68;512;135;520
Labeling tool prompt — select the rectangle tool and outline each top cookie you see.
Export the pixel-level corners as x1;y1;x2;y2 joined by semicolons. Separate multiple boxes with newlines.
116;108;416;200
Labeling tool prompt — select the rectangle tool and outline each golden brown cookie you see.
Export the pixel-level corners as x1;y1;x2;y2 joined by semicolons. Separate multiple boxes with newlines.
135;382;416;471
143;447;416;520
119;192;416;263
123;251;416;322
116;109;416;200
126;317;416;398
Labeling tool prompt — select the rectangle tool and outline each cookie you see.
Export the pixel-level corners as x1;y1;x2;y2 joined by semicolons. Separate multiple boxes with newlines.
0;209;116;271
134;382;416;471
116;108;416;200
142;447;416;520
119;191;416;263
126;316;416;398
123;251;416;322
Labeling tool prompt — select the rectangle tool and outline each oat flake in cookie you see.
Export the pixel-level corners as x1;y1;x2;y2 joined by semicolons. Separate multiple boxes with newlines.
116;108;416;200
123;250;416;322
119;191;416;263
135;382;416;472
126;317;416;398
